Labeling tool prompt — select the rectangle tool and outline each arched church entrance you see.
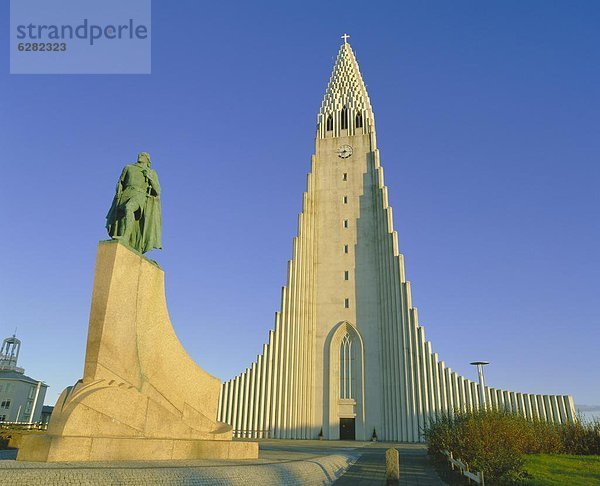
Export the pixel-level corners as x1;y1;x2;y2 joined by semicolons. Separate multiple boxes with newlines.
325;321;366;440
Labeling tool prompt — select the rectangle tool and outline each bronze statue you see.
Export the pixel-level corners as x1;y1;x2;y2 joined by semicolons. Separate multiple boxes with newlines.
106;152;162;253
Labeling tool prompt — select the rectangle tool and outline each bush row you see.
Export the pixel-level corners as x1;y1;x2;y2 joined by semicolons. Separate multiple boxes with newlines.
424;409;600;483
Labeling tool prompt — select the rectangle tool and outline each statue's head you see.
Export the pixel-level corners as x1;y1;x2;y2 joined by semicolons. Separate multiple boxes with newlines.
137;152;151;167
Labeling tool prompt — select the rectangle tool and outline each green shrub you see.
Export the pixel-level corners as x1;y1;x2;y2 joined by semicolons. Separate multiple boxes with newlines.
426;410;530;482
426;410;600;484
560;416;600;455
523;419;562;454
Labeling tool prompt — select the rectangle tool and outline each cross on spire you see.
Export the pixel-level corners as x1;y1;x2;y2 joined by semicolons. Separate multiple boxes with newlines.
341;33;350;44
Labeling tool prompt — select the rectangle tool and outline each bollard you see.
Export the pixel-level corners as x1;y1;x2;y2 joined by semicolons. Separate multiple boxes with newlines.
386;447;400;485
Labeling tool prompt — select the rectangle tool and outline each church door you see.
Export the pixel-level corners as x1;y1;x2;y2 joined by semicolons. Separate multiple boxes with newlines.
339;418;355;440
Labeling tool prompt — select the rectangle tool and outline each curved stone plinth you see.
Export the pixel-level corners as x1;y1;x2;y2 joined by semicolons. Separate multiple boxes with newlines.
18;240;257;461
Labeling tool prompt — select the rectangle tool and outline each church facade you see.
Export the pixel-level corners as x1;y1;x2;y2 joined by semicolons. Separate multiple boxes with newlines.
216;40;576;442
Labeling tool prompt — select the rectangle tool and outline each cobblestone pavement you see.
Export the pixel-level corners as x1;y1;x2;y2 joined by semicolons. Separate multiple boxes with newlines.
334;442;446;486
0;440;444;485
0;440;360;485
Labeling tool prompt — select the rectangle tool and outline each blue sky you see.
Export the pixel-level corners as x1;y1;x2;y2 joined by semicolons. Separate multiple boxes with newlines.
1;1;598;408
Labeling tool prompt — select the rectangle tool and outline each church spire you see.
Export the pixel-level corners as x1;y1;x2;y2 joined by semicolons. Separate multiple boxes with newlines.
317;37;374;138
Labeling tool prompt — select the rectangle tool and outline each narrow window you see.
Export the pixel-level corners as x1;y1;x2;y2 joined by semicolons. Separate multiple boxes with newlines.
344;244;349;253
341;106;348;129
344;298;350;309
355;112;363;128
326;114;333;131
343;219;349;228
344;270;349;281
343;196;348;204
339;333;355;399
342;173;348;181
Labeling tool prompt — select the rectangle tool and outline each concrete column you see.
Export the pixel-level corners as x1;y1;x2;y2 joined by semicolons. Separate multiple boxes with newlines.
515;393;524;417
438;362;447;414
280;276;292;438
409;308;424;440
537;395;547;421
295;219;306;439
543;395;553;422
258;349;267;438
226;380;234;425
287;240;299;438
402;283;418;442
231;376;239;437
565;396;576;422
240;371;248;437
392;244;407;441
431;351;441;417
550;396;561;424
557;396;569;423
265;333;275;438
248;363;256;438
458;376;467;413
219;381;227;423
488;388;497;411
272;310;284;438
470;381;479;410
529;394;540;420
378;210;393;440
417;327;430;428
451;372;460;414
442;367;452;414
486;387;493;410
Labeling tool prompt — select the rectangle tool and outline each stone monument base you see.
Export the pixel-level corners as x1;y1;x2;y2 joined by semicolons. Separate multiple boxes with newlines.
18;435;256;462
17;241;257;462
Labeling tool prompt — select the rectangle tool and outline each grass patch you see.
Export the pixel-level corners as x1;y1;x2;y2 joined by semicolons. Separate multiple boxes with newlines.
523;454;600;485
425;410;600;483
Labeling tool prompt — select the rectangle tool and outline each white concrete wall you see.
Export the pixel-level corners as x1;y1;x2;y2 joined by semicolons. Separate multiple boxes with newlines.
0;378;47;423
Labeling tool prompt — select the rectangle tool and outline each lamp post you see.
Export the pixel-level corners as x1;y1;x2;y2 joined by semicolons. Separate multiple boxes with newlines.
470;361;489;409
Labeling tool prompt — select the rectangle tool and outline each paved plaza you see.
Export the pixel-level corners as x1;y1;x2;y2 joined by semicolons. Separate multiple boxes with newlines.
333;442;446;485
0;440;446;485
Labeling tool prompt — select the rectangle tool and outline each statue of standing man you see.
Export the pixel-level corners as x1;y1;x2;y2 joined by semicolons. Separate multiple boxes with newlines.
106;152;162;254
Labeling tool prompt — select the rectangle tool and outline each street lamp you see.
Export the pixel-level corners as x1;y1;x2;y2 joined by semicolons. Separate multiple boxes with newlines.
470;361;490;409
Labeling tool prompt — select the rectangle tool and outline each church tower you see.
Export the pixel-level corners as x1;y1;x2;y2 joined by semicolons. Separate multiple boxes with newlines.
217;38;576;441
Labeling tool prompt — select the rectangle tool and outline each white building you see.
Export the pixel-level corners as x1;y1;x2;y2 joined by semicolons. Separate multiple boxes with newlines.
0;335;47;423
217;39;576;442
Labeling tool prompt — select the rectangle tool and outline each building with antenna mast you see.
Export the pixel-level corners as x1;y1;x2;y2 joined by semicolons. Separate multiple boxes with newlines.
0;334;47;423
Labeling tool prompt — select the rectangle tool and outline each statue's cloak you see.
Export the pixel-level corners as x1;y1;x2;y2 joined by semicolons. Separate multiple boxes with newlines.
140;194;162;253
